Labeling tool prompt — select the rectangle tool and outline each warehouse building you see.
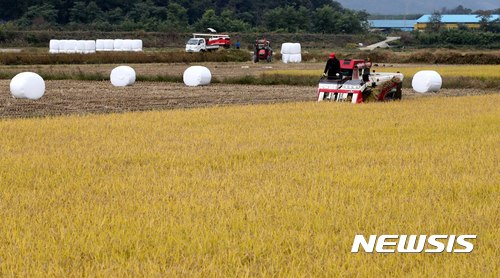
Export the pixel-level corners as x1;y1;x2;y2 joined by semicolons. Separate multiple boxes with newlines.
414;14;500;30
368;19;417;32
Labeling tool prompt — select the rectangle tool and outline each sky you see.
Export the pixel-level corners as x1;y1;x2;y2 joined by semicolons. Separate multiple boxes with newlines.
335;0;498;15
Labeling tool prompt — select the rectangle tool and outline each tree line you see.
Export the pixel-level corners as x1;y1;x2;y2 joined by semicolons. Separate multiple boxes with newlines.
0;0;369;33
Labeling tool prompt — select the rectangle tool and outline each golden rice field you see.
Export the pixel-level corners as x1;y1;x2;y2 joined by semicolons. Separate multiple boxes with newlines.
0;95;498;276
268;64;500;78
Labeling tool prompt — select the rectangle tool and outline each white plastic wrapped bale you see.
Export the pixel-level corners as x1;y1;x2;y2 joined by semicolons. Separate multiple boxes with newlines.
281;43;292;54
85;40;96;54
104;39;114;51
49;40;59;54
58;40;67;53
10;72;45;100
281;42;301;63
291;43;301;54
66;40;78;53
289;54;302;63
412;70;442;93
110;66;136;87
183;66;212;87
76;40;86;54
132;39;143;52
122;39;133;51
281;53;290;64
113;39;124;51
95;39;105;51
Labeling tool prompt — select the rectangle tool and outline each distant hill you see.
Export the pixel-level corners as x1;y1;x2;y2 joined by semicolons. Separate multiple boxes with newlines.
335;0;498;15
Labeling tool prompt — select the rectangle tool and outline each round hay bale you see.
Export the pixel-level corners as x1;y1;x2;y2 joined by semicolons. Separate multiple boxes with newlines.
110;66;136;87
183;66;212;87
412;70;442;93
10;72;45;100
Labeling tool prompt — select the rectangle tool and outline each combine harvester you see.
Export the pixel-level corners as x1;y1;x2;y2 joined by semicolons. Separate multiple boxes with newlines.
317;59;403;103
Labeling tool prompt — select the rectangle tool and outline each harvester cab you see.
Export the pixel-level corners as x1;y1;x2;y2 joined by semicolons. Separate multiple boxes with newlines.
317;59;403;103
253;39;273;63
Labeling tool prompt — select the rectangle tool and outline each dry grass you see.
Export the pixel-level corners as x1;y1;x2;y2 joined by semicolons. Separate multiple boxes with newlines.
0;94;498;276
0;50;250;65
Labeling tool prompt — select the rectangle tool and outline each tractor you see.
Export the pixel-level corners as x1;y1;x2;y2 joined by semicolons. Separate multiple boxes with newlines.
253;39;273;63
317;59;403;103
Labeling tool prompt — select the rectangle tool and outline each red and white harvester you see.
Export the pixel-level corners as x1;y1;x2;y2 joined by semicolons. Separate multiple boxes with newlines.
317;59;403;103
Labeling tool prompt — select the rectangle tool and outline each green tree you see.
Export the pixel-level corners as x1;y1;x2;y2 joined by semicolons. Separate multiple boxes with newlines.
428;11;442;32
476;12;492;31
167;3;189;28
263;6;310;33
313;5;340;33
107;7;124;25
220;9;251;32
336;10;369;33
69;1;104;24
194;9;223;32
17;3;58;27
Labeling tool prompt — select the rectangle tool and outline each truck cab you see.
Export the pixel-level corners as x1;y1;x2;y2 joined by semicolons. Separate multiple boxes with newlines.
186;38;206;52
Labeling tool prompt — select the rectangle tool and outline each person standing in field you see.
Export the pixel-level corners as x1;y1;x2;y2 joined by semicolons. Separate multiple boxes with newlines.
323;52;341;79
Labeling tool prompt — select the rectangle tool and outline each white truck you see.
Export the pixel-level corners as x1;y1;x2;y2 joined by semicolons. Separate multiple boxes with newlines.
185;33;231;52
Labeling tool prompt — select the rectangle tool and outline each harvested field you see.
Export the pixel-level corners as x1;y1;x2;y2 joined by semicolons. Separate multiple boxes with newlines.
0;80;313;118
1;80;498;118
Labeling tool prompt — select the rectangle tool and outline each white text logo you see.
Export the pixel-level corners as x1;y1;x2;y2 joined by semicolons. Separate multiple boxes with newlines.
351;235;476;253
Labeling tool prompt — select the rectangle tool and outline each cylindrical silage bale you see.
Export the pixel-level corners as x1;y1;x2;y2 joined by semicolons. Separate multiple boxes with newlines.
95;39;105;51
104;39;114;51
281;53;290;64
10;72;46;100
411;70;442;93
281;43;292;54
122;39;133;51
110;66;136;87
85;40;96;54
113;39;124;51
58;40;67;53
132;40;143;52
76;40;86;54
66;40;78;53
49;40;59;54
291;43;301;54
183;66;212;87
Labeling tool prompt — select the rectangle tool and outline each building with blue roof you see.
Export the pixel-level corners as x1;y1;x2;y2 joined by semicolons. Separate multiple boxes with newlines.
368;20;417;31
415;14;500;30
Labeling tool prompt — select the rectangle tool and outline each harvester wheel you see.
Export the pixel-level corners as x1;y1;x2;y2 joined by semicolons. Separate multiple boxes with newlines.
253;54;259;63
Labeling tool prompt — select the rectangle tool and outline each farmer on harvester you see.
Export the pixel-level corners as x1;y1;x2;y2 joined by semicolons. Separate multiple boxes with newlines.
323;52;341;79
